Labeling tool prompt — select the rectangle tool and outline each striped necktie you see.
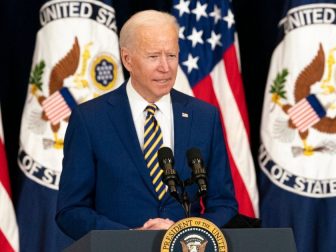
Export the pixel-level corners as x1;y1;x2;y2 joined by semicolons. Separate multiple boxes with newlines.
144;104;166;200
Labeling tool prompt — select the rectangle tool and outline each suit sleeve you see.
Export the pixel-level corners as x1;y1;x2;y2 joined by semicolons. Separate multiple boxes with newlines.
202;108;238;227
56;106;129;240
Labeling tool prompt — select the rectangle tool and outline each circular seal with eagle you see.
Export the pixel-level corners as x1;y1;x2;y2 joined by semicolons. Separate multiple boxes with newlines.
18;0;124;189
161;217;228;252
260;3;336;198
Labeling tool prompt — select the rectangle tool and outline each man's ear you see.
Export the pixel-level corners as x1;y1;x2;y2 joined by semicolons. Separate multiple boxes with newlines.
120;47;132;72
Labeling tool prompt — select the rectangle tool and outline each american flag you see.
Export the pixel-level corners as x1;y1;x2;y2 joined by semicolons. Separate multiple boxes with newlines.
288;94;326;133
172;0;259;217
42;87;76;125
0;106;19;252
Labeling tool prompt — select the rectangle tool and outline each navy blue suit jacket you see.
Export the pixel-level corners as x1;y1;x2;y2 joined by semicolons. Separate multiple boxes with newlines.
56;83;237;240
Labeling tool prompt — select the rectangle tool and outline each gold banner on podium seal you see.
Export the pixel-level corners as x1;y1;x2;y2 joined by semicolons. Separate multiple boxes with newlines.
161;217;228;252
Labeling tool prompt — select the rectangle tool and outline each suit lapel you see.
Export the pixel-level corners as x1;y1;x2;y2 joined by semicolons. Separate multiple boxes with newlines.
106;86;193;203
106;84;158;198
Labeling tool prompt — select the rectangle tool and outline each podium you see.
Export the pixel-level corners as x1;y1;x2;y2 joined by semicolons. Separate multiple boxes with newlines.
64;228;296;252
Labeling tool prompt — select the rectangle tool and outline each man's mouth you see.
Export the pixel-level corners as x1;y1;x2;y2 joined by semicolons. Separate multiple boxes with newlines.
154;78;171;84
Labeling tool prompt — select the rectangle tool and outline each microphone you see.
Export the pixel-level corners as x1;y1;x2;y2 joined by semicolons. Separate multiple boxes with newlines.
158;147;179;199
186;148;207;196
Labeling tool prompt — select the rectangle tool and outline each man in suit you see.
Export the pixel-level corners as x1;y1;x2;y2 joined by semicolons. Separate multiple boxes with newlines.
56;10;237;240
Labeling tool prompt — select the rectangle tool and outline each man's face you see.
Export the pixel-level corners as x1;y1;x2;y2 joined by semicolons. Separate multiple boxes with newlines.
121;24;179;102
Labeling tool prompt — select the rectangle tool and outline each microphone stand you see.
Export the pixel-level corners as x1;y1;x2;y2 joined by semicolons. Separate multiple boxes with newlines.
180;181;191;218
174;178;199;218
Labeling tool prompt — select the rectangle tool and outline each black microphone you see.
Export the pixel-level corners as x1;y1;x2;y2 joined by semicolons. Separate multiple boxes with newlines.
186;148;207;196
158;147;179;199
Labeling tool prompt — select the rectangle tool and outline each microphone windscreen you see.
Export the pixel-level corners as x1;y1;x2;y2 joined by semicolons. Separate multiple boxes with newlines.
186;147;202;164
158;147;174;168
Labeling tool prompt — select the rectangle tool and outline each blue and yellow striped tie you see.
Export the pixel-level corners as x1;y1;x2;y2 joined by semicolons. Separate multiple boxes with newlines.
144;104;166;200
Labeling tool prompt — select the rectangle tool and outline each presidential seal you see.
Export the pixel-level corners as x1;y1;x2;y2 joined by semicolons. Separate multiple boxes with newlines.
161;217;227;252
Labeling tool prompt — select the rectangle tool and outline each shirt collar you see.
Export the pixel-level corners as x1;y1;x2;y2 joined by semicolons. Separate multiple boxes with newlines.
126;79;171;119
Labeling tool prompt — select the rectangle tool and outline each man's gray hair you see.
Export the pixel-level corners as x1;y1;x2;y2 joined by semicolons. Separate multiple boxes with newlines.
119;10;179;49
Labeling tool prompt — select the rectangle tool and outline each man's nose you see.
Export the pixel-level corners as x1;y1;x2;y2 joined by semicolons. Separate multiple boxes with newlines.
158;55;169;72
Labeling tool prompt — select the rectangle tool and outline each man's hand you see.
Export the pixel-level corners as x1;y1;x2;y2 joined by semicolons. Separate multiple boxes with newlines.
136;218;175;230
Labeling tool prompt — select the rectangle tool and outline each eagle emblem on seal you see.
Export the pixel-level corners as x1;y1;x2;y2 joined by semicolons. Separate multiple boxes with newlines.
29;37;81;149
271;43;336;157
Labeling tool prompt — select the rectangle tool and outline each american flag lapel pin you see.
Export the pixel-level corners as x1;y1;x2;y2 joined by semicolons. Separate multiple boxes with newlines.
182;112;189;118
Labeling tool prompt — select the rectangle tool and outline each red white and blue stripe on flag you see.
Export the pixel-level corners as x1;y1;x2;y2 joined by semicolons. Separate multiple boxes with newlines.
0;106;19;252
42;87;76;125
288;94;326;132
172;0;259;217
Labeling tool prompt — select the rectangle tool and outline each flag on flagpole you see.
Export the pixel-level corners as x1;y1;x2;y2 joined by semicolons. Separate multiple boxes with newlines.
17;0;124;251
172;0;259;217
0;106;19;252
260;1;336;251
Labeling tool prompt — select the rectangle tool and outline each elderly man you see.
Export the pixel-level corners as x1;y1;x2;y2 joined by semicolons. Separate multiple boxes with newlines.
56;10;237;240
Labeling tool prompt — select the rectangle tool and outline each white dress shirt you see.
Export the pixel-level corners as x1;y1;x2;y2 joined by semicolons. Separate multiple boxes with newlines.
126;79;174;152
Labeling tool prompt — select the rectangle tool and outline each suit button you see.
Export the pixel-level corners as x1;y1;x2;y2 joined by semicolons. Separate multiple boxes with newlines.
159;206;165;212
